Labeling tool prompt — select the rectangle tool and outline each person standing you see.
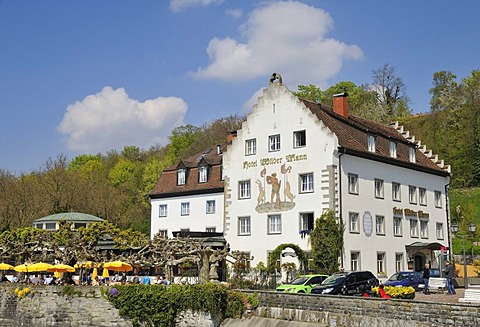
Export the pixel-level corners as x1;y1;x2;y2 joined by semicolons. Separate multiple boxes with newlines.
444;260;456;294
423;264;430;295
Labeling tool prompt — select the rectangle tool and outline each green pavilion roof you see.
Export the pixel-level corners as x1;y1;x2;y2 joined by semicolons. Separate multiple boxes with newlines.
33;212;104;223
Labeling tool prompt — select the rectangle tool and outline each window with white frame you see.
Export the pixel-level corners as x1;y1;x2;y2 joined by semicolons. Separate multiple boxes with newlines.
395;253;404;272
409;186;417;204
269;134;281;152
294;130;306;148
349;212;359;233
206;200;215;214
390;141;397;158
206;227;216;233
245;138;256;156
181;202;190;216
177;169;186;185
377;252;386;274
238;216;251;235
268;214;282;234
299;173;314;193
351;251;360;271
198;166;208;183
375;179;384;199
376;215;385;235
348;173;359;194
392;182;401;201
420;220;428;238
410;219;419;237
159;204;167;217
368;135;376;152
419;188;427;206
409;146;416;162
300;212;314;232
434;190;442;208
158;230;168;238
238;180;251;199
436;222;444;240
394;217;402;236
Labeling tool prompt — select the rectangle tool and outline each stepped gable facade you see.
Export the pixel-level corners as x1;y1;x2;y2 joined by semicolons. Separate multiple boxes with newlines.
222;74;450;277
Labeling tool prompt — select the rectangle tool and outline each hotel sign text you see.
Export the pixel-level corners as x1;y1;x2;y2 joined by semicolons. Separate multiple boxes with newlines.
243;154;308;170
393;207;429;219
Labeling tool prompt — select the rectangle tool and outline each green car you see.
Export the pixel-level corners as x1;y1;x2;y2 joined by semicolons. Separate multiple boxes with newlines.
276;274;328;293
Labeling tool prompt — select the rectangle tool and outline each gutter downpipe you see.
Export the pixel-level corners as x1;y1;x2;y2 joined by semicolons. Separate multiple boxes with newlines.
338;147;346;268
445;180;452;262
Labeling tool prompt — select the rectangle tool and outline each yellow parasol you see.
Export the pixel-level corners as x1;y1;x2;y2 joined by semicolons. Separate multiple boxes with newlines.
47;264;75;273
29;262;54;272
101;268;109;279
54;271;62;278
103;261;133;272
91;267;98;280
14;263;32;273
0;263;14;271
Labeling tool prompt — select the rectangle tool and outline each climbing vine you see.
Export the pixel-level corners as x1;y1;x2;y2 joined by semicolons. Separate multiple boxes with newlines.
267;243;308;273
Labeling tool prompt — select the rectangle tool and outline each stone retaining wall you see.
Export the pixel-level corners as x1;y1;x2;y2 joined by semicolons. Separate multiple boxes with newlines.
243;290;480;327
0;285;132;327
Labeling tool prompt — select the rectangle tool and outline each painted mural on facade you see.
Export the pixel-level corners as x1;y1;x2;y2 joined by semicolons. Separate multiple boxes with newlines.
255;163;296;213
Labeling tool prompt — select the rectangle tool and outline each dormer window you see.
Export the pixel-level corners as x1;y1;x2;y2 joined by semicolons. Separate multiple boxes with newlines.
409;146;416;163
177;168;186;185
389;141;397;158
199;166;208;183
368;135;376;153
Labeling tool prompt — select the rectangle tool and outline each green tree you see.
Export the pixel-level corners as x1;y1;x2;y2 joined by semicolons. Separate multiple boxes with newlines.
461;70;480;186
310;210;343;275
293;84;325;103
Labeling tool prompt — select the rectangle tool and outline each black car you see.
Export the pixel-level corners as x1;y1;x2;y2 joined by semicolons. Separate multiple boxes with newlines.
311;271;379;295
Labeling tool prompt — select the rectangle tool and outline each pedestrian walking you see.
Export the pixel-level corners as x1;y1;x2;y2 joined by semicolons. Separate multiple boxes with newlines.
423;264;430;295
443;260;456;295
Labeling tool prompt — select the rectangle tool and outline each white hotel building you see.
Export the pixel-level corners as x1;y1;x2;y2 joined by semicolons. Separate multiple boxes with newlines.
150;74;451;277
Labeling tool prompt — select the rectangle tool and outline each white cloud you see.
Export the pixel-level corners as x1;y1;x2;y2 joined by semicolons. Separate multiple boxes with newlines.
191;1;363;87
57;87;187;153
170;0;224;12
226;8;243;19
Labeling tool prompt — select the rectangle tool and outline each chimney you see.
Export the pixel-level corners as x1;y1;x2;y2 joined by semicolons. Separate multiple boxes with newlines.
216;144;221;155
333;92;349;118
227;131;237;143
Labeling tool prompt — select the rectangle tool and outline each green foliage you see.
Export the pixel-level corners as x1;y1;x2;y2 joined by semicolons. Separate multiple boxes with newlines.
310;210;343;275
105;284;248;327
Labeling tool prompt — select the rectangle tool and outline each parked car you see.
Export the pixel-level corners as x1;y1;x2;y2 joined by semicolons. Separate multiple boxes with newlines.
384;271;424;289
276;274;328;293
311;271;378;295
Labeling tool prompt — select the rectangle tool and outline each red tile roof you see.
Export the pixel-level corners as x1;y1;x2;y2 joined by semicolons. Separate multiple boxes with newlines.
301;99;449;176
149;144;226;198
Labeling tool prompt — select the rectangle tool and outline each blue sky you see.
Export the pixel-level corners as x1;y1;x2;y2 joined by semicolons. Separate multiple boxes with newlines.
1;0;479;174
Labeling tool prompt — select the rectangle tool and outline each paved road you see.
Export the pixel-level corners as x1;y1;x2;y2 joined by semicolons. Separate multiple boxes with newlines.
413;288;464;303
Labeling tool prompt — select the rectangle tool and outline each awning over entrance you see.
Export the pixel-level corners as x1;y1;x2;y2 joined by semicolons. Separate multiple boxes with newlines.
405;242;445;251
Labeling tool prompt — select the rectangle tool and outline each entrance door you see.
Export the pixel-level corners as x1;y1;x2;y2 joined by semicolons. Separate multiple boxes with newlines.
414;254;425;272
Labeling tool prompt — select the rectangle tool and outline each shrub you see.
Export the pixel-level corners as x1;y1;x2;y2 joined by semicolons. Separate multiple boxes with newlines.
104;283;252;327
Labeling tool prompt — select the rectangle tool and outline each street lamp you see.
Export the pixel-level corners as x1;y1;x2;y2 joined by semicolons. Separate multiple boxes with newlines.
451;222;476;289
469;223;477;264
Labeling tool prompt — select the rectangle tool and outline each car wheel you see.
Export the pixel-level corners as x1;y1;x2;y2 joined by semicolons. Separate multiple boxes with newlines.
298;291;305;293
